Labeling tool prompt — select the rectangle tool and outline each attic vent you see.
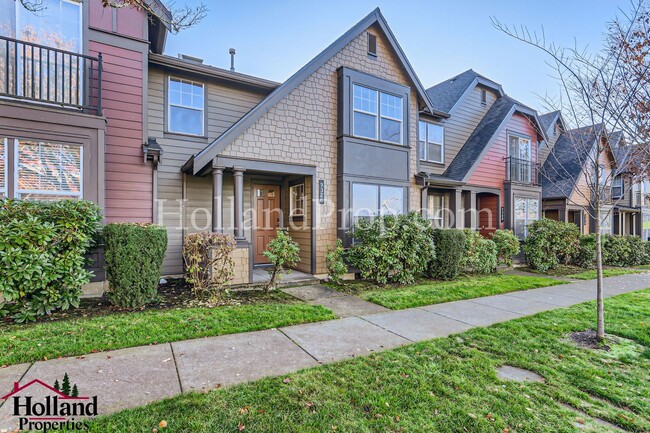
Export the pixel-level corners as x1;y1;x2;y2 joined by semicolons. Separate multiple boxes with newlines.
178;53;203;64
367;33;377;57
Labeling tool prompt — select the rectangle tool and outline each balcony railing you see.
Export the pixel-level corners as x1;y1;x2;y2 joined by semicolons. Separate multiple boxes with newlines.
0;36;102;114
505;157;540;186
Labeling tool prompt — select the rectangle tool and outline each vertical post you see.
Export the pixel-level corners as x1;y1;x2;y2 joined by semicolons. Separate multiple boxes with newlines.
212;165;224;233
233;167;246;240
467;190;477;230
97;53;103;115
450;189;463;228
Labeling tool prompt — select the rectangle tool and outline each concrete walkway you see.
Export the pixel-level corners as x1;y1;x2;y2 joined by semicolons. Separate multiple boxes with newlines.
1;273;648;429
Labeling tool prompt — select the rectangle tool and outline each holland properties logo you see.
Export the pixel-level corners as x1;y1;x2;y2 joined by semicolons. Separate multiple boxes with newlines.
1;374;97;432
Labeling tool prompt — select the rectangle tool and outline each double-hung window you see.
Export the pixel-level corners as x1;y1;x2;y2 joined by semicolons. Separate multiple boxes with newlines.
508;135;532;183
352;84;403;144
418;121;444;163
428;194;445;228
612;176;623;199
168;77;204;136
514;197;538;238
290;183;305;217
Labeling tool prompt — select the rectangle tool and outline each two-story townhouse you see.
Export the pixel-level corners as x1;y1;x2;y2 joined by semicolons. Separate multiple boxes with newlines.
540;123;618;234
417;70;546;239
0;1;170;288
151;8;445;283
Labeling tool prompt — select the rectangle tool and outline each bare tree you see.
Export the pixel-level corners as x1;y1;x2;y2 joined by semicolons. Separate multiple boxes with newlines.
18;0;207;33
493;0;650;340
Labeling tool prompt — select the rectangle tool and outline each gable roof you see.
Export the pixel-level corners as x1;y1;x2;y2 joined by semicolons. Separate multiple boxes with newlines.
425;69;504;114
541;124;602;199
538;111;561;135
187;8;443;175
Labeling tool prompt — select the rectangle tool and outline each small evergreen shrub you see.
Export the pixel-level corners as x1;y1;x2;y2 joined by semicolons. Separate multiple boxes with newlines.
325;239;348;285
602;235;646;267
104;223;168;308
263;230;300;291
491;229;520;267
462;230;497;275
0;199;101;322
428;229;466;280
523;219;580;272
183;232;236;298
348;212;435;285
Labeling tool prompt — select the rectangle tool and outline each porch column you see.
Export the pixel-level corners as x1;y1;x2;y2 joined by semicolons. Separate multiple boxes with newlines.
211;165;224;233
450;189;463;228
420;188;428;219
233;167;246;241
465;191;477;229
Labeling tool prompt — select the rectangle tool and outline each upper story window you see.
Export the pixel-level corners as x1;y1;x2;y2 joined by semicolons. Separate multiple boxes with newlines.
418;121;444;163
480;89;487;105
367;33;377;56
168;77;204;136
1;0;82;52
508;135;532;162
352;84;403;144
612;175;623;198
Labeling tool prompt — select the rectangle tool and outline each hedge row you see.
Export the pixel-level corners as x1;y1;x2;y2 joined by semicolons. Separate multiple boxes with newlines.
524;218;650;271
347;213;519;285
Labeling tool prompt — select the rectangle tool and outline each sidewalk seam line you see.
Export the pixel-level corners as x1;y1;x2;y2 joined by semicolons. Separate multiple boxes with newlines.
276;328;322;364
356;316;415;343
0;362;33;409
168;343;184;394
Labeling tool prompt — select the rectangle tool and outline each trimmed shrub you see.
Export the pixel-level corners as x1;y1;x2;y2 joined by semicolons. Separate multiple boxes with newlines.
645;241;650;265
623;236;645;267
0;199;101;322
348;212;435;285
104;223;168;308
523;219;580;272
183;232;236;298
263;230;300;291
429;229;467;280
491;229;520;267
326;239;348;285
462;230;497;275
602;235;646;267
573;234;597;269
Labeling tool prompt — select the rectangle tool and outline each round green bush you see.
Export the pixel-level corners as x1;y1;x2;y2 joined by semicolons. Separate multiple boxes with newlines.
523;219;580;272
0;199;101;322
429;229;467;280
348;212;435;285
573;234;597;269
104;223;168;308
462;229;497;275
491;229;520;267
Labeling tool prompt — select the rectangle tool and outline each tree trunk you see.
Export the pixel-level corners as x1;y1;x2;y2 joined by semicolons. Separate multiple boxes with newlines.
595;204;605;340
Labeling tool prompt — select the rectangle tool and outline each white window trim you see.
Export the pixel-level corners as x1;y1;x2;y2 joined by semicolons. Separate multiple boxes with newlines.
352;84;403;145
13;139;83;200
419;121;444;163
289;183;305;217
167;76;205;136
14;0;83;53
508;134;532;161
428;194;446;227
514;196;539;238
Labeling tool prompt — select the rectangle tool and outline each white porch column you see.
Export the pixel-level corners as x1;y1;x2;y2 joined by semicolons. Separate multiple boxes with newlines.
233;167;246;240
211;164;224;233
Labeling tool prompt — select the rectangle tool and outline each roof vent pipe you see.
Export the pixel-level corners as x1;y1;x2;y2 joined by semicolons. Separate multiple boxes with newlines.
229;48;236;72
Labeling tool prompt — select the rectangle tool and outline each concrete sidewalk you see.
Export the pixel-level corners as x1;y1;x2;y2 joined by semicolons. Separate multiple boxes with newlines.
1;273;648;429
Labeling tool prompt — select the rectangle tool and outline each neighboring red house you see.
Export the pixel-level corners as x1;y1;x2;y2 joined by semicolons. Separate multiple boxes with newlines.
418;70;547;238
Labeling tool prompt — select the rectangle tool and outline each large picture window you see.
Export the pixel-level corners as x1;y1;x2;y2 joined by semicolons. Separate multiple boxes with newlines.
352;84;403;144
168;77;204;136
514;196;538;238
418;121;444;163
351;183;405;224
15;139;82;200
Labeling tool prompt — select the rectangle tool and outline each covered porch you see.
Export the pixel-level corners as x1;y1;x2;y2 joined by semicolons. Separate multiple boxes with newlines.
186;156;318;285
613;207;641;236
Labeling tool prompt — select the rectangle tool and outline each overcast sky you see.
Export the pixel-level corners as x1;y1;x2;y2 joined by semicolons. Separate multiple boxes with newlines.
165;0;629;113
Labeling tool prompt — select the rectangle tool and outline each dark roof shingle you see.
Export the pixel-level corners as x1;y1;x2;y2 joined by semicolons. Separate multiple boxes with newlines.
425;69;481;113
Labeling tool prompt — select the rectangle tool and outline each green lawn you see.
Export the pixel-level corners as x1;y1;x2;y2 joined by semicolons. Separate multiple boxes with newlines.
567;268;645;280
85;290;650;432
359;274;565;310
0;303;334;366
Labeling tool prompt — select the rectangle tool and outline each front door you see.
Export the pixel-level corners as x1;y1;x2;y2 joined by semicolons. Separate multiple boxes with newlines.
254;185;281;264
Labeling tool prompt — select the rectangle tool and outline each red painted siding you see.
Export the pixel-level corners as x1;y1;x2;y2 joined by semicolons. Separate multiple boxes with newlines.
468;112;540;229
88;40;151;223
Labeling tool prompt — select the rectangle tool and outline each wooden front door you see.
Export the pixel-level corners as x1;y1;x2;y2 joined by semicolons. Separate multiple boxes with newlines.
254;185;281;264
